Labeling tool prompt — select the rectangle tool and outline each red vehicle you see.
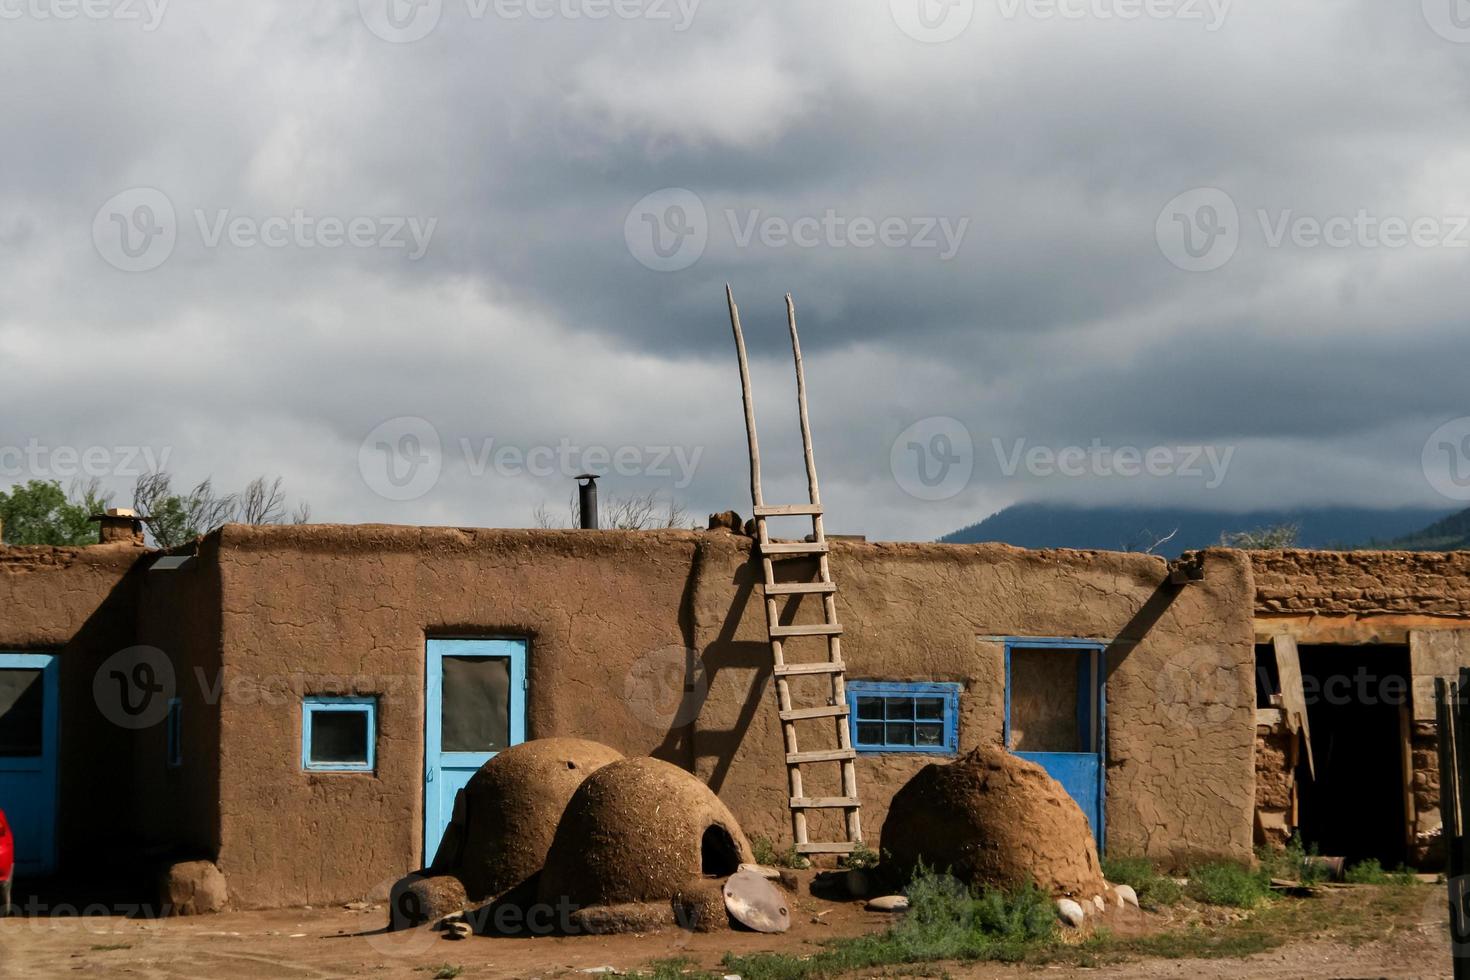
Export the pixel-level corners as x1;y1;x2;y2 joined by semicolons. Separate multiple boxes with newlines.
0;807;12;915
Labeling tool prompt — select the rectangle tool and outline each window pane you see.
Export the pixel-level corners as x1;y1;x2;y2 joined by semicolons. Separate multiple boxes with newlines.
0;668;43;757
915;722;944;746
310;710;369;764
857;722;884;745
916;697;944;720
856;696;884;720
885;697;914;720
885;722;915;745
442;655;510;752
1010;649;1086;752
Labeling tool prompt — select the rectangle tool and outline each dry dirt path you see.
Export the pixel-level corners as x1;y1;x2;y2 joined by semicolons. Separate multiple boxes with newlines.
0;886;1455;980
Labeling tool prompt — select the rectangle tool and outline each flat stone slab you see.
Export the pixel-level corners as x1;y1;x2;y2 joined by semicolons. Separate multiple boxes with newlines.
723;870;790;933
865;894;909;912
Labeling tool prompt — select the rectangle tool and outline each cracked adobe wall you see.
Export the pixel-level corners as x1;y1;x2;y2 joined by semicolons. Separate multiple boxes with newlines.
209;526;1256;907
211;524;702;910
691;535;1256;868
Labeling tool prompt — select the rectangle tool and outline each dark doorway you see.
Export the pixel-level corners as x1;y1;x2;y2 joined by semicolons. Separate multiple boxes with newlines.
1295;643;1410;867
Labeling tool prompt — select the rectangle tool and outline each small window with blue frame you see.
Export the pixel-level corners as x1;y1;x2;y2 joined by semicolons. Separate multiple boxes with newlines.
847;681;960;753
302;696;377;772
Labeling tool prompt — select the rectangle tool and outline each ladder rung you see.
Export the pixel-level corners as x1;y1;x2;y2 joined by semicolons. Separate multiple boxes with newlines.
764;582;836;596
754;504;823;517
795;841;859;854
779;704;849;721
761;542;829;555
791;796;861;809
787;748;857;764
773;661;845;677
770;623;843;638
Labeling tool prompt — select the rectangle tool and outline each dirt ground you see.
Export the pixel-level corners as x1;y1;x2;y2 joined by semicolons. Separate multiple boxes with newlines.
0;880;1455;980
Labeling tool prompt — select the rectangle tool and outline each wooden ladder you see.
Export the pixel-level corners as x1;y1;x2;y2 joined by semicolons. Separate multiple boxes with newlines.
725;286;862;857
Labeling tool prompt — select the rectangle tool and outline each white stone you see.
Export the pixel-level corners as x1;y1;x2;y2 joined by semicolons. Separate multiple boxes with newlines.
738;863;782;880
1092;895;1106;913
1114;884;1139;908
1056;898;1086;928
866;895;909;912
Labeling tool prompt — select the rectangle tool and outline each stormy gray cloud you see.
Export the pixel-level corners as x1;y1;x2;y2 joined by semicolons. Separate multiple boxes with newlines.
3;0;1470;541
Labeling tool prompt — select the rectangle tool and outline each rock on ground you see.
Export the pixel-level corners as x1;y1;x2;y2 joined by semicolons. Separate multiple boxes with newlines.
160;860;228;916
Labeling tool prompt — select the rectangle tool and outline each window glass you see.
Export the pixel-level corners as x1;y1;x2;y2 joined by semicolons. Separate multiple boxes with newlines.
0;668;43;757
441;655;510;752
311;710;369;764
848;683;958;753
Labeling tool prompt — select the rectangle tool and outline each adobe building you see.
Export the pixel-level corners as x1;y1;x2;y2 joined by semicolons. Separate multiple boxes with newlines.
0;521;1465;910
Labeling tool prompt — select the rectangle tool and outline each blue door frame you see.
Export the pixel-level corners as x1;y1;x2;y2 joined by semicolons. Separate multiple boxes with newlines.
1003;638;1106;851
0;652;60;876
424;638;527;863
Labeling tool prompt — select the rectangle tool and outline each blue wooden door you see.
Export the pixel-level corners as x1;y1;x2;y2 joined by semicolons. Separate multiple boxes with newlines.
0;653;60;876
424;638;526;863
1004;641;1106;850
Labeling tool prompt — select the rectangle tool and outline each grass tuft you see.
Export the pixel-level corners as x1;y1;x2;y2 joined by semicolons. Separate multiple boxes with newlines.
1185;862;1271;908
1101;856;1183;909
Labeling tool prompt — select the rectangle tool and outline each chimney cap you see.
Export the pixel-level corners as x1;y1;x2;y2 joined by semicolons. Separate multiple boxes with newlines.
88;508;148;522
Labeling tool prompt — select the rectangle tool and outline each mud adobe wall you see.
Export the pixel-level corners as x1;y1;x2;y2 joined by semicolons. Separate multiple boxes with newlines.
692;536;1256;868
0;543;144;869
208;526;1255;907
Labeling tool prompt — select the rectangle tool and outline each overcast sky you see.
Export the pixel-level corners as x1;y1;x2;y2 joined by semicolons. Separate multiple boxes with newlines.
3;1;1470;540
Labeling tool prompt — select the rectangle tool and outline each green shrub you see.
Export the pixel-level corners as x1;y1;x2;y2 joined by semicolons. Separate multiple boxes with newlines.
1186;862;1271;908
841;840;881;870
1101;856;1184;909
720;868;1058;978
1257;834;1329;885
747;836;810;870
1344;859;1389;884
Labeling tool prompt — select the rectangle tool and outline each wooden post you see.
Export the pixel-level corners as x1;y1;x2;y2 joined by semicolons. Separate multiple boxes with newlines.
726;285;763;510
